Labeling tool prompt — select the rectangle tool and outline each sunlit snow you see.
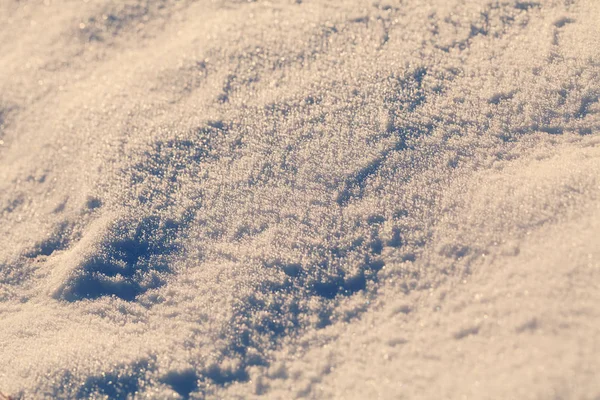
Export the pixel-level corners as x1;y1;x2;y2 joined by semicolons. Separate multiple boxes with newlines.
1;0;599;398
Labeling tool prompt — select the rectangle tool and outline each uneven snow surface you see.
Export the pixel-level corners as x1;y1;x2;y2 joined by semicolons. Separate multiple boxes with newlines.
1;0;599;398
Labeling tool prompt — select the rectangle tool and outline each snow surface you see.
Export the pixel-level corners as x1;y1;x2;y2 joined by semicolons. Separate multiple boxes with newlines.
0;0;599;398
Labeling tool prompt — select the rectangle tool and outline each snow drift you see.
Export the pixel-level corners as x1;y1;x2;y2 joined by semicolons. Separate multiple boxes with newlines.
0;0;599;398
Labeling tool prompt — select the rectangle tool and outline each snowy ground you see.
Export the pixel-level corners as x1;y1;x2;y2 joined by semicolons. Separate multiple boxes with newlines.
1;0;599;398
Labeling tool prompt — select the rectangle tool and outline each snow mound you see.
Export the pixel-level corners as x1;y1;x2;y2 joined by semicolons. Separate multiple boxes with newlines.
0;0;599;398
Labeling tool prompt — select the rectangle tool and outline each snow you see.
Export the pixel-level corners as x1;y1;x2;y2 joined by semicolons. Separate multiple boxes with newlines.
0;0;599;398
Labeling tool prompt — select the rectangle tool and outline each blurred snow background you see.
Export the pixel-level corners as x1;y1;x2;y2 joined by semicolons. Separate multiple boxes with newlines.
0;0;599;398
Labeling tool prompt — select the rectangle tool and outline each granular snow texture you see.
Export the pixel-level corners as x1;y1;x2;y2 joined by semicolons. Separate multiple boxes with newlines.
0;0;599;398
